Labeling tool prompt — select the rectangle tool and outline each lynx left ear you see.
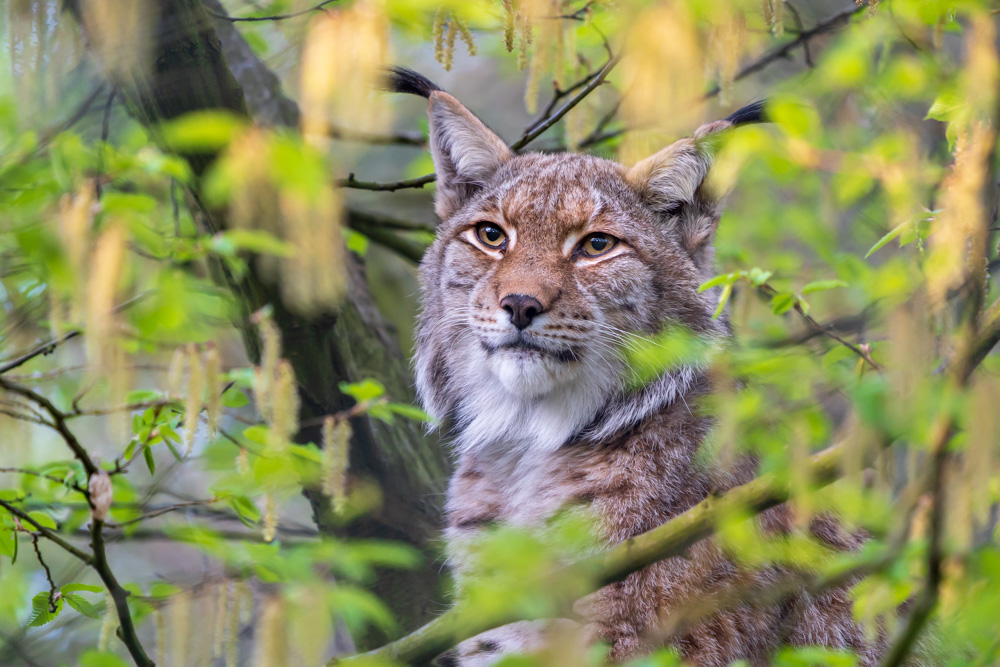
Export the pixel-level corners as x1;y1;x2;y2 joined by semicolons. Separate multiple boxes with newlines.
626;101;766;265
385;67;512;219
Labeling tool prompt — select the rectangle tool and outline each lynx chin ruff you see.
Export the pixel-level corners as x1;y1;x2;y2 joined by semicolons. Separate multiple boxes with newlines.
391;68;887;665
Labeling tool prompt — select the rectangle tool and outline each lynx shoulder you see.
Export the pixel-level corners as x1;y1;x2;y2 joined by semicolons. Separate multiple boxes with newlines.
390;67;889;665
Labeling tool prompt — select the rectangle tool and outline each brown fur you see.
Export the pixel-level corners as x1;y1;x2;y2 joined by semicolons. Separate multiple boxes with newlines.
402;79;887;664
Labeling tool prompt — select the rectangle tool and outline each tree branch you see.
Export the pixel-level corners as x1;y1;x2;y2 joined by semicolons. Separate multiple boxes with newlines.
89;518;153;666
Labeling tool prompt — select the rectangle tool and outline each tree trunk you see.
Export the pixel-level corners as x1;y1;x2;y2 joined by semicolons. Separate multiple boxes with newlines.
67;0;449;646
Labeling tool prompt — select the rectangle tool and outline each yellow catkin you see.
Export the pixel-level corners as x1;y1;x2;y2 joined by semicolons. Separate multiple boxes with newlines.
166;346;185;399
710;12;746;107
169;590;191;667
236;580;253;625
155;608;166;667
253;596;287;667
443;14;457;71
453;16;477;56
183;342;202;456
502;0;515;52
967;378;998;530
236;448;250;477
97;592;117;651
263;492;278;542
433;7;447;66
213;580;229;659
322;417;351;512
255;316;281;422
59;182;95;322
204;343;221;437
269;360;299;454
300;0;390;139
226;581;240;667
85;222;126;371
517;12;532;69
620;4;703;164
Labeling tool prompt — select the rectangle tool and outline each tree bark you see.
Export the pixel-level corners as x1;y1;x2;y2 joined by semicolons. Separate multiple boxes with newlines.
67;0;449;645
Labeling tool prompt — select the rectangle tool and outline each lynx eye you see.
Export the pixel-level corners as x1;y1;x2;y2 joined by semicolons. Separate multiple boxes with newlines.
475;222;507;249
579;233;618;257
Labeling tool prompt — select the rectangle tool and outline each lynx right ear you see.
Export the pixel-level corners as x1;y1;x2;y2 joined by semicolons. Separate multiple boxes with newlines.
626;101;766;267
387;67;512;219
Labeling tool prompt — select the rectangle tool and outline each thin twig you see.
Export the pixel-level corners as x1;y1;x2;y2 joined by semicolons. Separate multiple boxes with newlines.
205;0;338;22
704;3;867;98
510;55;621;152
106;498;217;528
758;283;883;371
31;536;59;613
0;330;82;375
0;468;87;495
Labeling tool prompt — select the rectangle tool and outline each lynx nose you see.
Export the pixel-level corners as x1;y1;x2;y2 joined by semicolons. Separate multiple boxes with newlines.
500;294;543;330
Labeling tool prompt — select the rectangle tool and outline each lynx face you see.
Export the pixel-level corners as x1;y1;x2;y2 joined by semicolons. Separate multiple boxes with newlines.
398;69;753;455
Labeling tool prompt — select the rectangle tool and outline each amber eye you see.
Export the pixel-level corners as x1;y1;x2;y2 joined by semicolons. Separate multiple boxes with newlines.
475;222;507;249
579;233;618;257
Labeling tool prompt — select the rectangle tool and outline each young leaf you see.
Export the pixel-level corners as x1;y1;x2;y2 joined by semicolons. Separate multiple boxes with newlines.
64;593;101;619
26;592;62;627
865;222;907;258
712;283;733;319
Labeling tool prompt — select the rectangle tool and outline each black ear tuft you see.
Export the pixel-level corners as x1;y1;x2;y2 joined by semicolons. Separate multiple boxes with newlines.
725;100;767;127
384;66;442;98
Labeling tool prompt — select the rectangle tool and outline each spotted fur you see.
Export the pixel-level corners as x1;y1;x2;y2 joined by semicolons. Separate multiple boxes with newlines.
395;69;889;665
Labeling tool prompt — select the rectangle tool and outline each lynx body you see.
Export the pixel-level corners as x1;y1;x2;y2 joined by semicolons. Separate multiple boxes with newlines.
393;68;884;665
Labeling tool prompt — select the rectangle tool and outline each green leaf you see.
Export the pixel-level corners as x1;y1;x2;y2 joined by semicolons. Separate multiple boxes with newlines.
712;283;733;320
385;403;434;423
210;229;295;258
338;379;386;403
0;528;14;560
143;446;156;475
747;267;773;287
61;583;103;594
865;222;907;258
64;593;101;619
79;650;131;667
161;110;247;152
801;280;848;294
698;272;737;292
27;511;57;531
26;591;62;627
771;293;796;315
345;229;370;256
925;91;964;121
221;387;250;408
125;389;161;403
229;496;261;528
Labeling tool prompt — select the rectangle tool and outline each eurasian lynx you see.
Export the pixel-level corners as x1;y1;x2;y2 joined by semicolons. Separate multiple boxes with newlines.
391;68;885;665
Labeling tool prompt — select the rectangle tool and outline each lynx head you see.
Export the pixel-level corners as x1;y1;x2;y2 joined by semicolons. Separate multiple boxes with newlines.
390;68;762;456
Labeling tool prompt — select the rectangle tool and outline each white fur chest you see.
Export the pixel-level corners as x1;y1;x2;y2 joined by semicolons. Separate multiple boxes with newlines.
484;448;581;527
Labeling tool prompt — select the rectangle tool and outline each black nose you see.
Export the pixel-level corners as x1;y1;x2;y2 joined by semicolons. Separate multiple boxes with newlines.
500;294;544;330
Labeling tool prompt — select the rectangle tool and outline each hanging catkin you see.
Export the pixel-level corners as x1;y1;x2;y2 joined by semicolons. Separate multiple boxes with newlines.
183;343;202;455
322;417;351;512
204;343;221;437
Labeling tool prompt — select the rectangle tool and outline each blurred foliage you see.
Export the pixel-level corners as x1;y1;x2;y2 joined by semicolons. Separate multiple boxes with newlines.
1;0;1000;665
